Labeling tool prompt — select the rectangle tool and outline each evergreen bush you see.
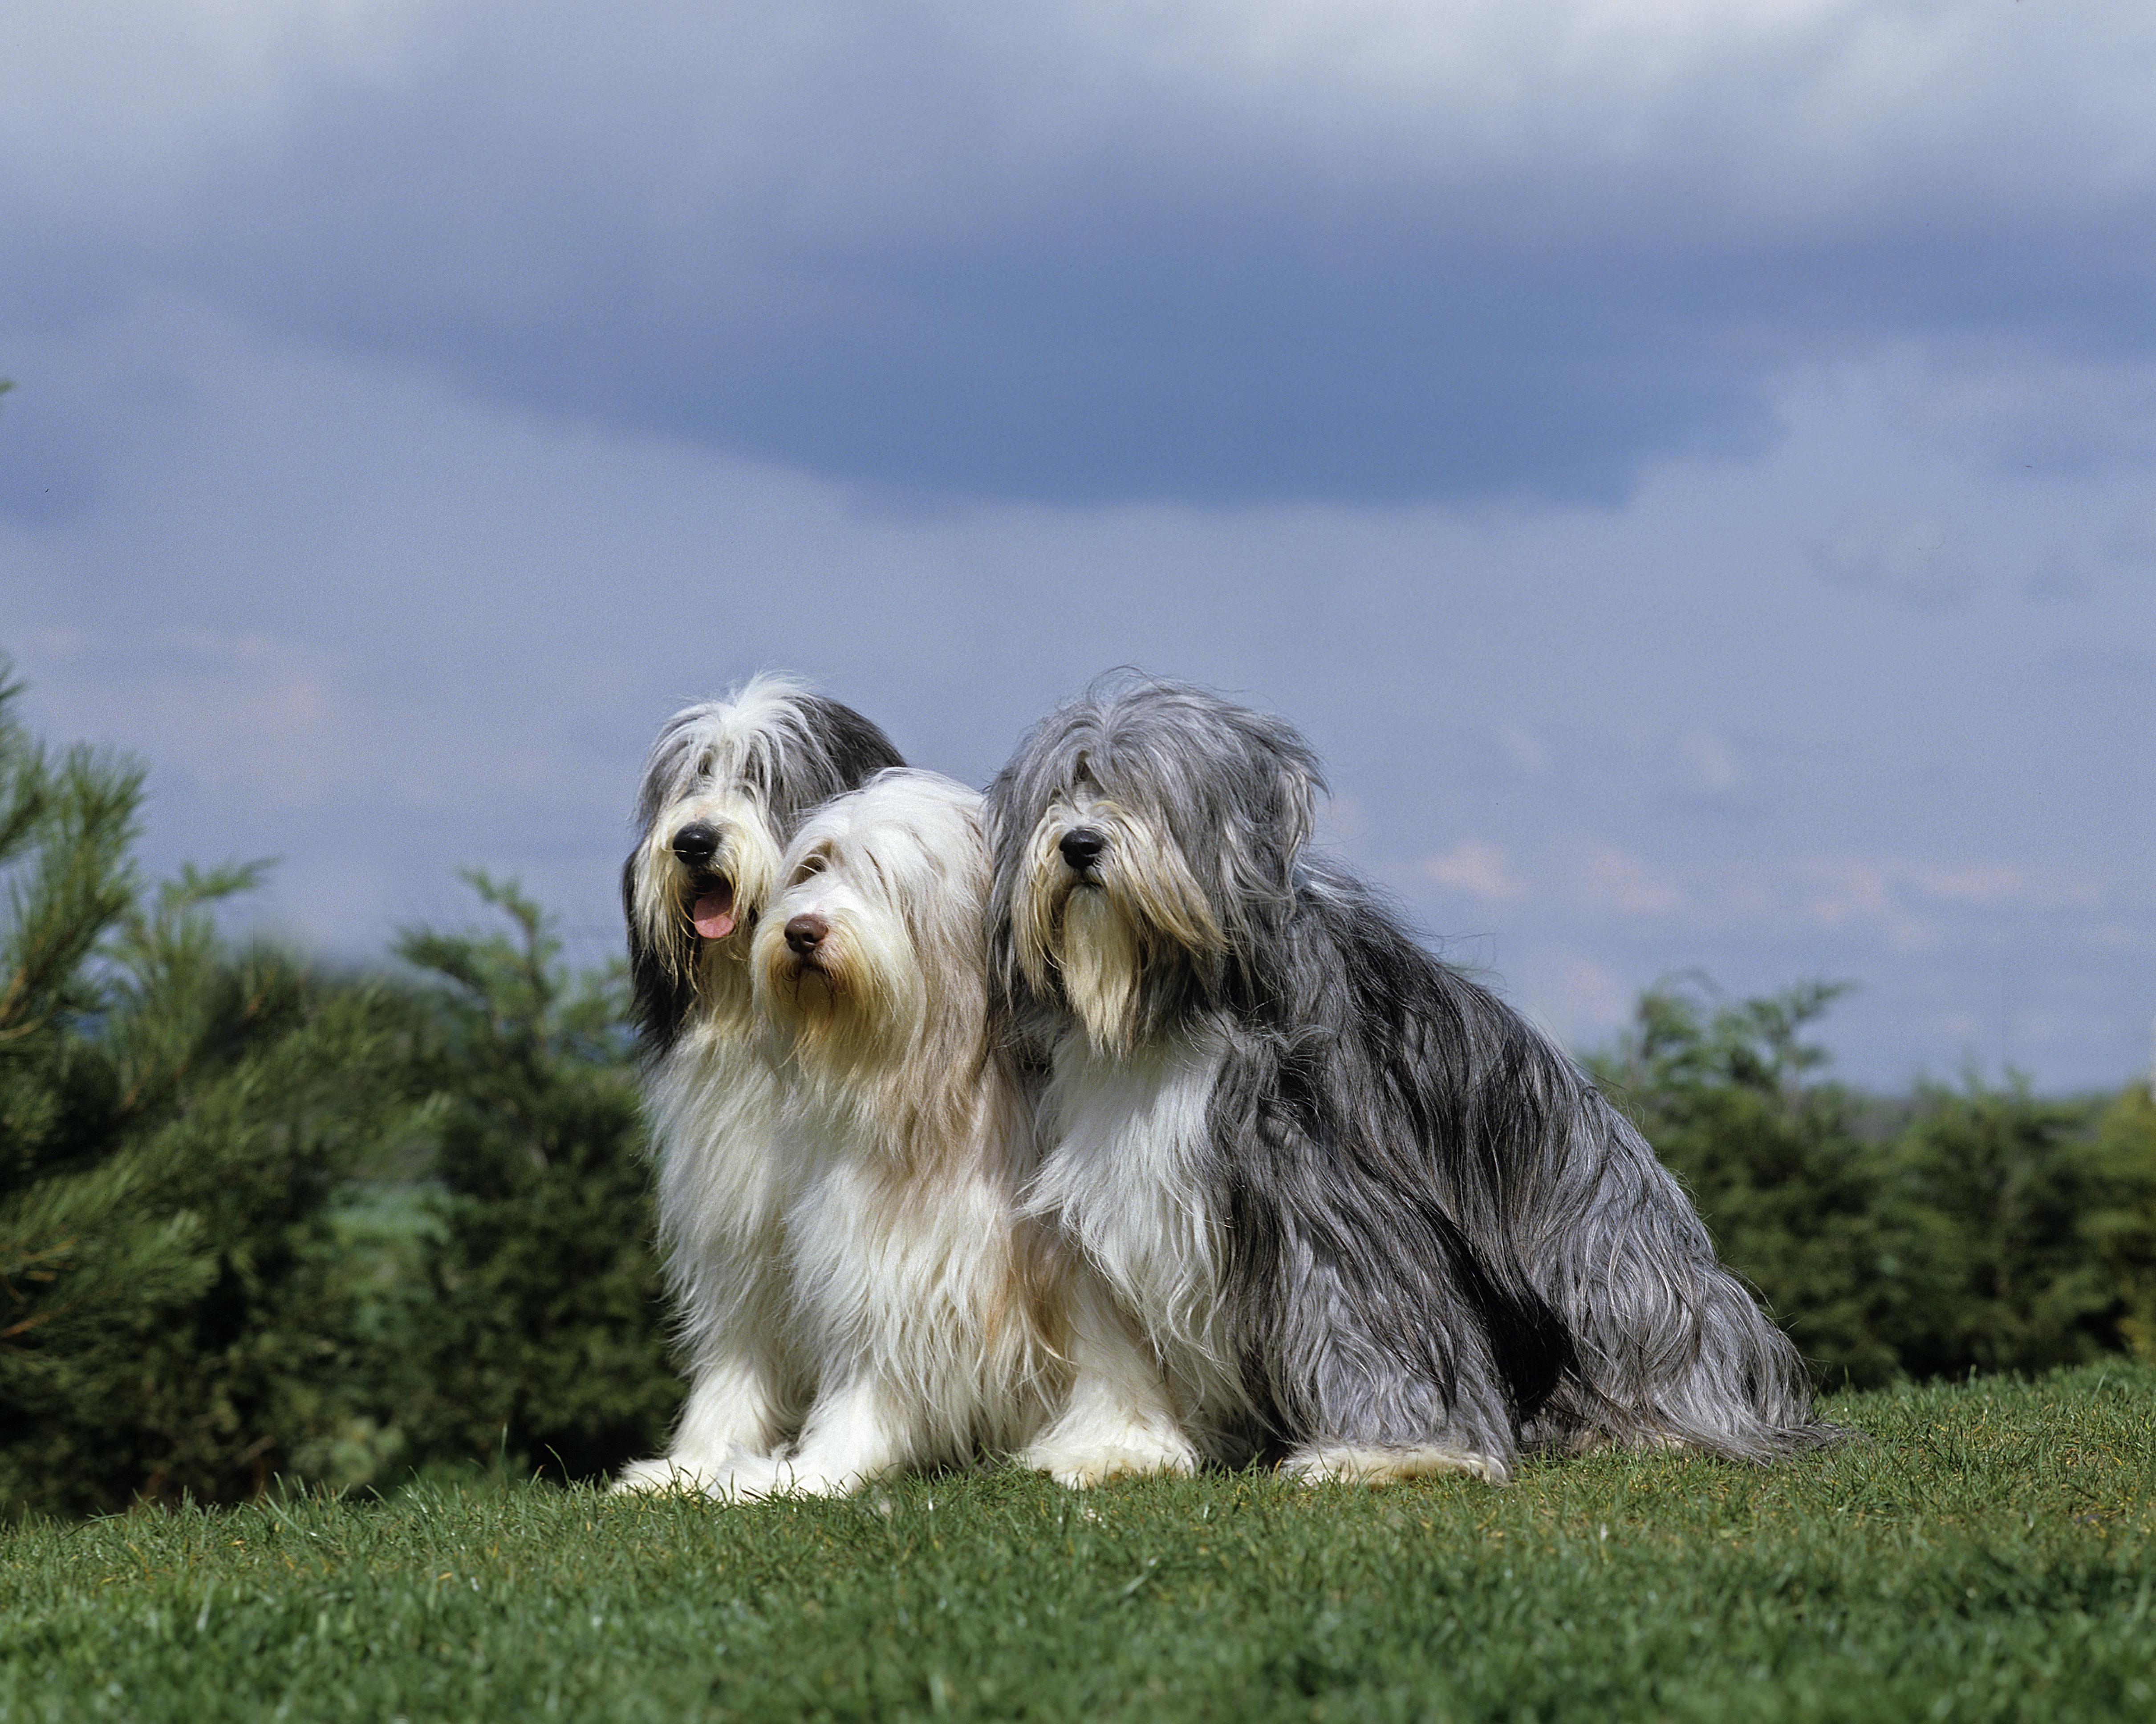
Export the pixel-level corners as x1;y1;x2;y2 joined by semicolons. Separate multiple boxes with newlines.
0;668;678;1515
391;874;679;1483
0;664;414;1516
1596;975;2156;1389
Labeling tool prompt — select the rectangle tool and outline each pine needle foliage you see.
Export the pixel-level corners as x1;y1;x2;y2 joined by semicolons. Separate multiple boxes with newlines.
0;669;678;1513
0;664;417;1517
2087;1083;2156;1362
1597;977;2156;1389
1892;1076;2147;1379
392;874;680;1484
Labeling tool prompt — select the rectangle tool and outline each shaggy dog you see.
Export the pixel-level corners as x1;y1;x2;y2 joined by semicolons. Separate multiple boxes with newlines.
700;768;1060;1496
616;676;903;1493
988;675;1835;1485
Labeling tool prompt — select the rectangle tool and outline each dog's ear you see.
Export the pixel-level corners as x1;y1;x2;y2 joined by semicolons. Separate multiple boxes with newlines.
1275;759;1317;874
797;695;907;794
624;852;691;1051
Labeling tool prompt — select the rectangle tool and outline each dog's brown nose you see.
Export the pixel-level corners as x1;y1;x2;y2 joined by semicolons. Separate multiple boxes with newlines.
785;913;828;956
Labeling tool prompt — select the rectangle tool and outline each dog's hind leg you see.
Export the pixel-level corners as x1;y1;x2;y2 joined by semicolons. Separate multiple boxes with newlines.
1280;1444;1508;1485
1633;1265;1837;1460
1531;1097;1839;1460
1265;1243;1523;1488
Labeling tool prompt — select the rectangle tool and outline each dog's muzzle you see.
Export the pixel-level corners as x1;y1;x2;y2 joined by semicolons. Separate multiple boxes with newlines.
776;913;835;986
671;822;738;939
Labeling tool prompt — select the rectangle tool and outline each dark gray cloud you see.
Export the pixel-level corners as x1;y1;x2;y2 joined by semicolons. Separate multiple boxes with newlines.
8;1;2156;506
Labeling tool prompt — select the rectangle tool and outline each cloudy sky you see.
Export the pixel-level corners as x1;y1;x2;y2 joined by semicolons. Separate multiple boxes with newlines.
5;0;2152;1089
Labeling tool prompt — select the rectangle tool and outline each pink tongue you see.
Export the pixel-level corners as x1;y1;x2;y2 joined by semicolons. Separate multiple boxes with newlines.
692;888;736;940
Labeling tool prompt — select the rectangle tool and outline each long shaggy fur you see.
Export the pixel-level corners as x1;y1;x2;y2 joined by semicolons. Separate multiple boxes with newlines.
694;769;1062;1496
616;675;903;1493
988;673;1838;1485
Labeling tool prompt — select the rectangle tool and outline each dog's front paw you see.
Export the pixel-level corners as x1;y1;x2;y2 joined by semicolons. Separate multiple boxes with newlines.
747;1460;869;1500
613;1455;708;1494
613;1450;789;1501
1024;1427;1200;1489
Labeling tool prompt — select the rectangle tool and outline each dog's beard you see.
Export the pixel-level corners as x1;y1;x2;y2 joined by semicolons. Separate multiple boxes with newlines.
1057;888;1144;1057
777;960;844;1016
766;953;853;1059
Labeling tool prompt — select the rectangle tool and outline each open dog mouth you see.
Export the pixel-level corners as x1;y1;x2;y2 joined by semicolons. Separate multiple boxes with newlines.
689;877;737;940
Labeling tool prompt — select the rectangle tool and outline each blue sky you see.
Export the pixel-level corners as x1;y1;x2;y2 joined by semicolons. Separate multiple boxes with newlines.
4;0;2153;1088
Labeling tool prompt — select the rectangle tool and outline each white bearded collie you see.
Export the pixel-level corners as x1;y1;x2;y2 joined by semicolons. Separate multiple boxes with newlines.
658;769;1064;1497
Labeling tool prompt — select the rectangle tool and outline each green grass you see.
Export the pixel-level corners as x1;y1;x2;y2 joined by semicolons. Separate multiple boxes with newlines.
5;1366;2154;1723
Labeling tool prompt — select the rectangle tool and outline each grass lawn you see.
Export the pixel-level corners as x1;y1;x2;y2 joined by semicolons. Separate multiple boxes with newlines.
4;1364;2153;1723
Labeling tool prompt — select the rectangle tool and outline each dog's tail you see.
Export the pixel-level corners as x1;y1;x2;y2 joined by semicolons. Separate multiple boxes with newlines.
1610;1258;1847;1462
1523;1089;1849;1463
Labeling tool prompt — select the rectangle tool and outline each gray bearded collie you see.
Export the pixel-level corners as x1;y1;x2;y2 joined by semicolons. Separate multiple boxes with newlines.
989;675;1837;1485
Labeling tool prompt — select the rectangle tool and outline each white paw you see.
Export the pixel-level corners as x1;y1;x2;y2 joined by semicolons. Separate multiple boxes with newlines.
613;1455;706;1495
747;1467;853;1500
711;1452;894;1501
1281;1444;1509;1487
613;1450;790;1501
694;1452;796;1501
1025;1430;1201;1489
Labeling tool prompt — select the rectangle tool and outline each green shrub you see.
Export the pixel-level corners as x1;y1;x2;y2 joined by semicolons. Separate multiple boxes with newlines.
2087;1082;2156;1361
392;875;680;1483
0;670;678;1515
1888;1077;2145;1379
0;665;414;1517
1595;976;2156;1389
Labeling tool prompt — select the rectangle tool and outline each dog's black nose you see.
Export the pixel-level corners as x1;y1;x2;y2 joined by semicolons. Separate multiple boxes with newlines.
1059;828;1106;871
785;913;828;956
671;822;720;865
